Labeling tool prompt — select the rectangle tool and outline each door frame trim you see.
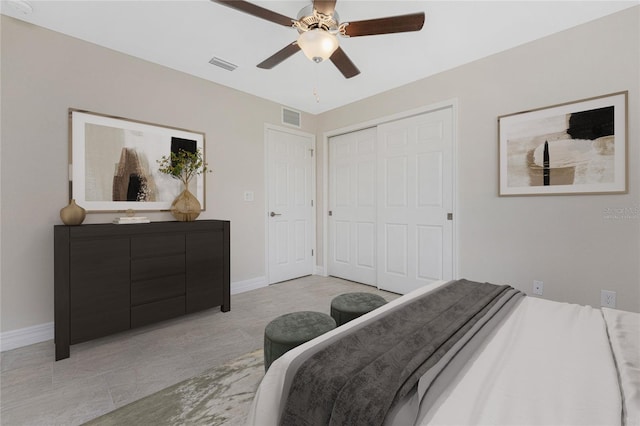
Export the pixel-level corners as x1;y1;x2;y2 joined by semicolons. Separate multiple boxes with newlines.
264;123;317;285
321;99;459;281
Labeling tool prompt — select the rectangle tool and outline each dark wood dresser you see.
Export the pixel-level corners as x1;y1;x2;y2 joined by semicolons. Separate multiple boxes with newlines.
54;220;230;360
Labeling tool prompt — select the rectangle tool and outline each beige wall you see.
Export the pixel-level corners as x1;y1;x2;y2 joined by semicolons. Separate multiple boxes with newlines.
316;7;640;312
1;6;639;336
0;16;316;332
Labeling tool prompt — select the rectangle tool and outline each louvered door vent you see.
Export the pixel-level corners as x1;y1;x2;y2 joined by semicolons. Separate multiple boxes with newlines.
282;107;301;128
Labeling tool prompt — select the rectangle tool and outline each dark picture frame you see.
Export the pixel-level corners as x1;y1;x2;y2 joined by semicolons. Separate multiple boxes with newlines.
498;92;627;196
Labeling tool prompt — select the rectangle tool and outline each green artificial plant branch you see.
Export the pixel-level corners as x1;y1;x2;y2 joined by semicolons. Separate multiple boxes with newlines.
157;148;210;187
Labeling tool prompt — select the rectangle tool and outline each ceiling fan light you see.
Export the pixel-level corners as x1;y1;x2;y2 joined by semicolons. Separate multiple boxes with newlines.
297;29;339;63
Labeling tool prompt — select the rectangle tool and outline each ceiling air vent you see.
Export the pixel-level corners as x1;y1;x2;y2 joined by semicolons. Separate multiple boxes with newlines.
209;57;237;71
282;107;301;128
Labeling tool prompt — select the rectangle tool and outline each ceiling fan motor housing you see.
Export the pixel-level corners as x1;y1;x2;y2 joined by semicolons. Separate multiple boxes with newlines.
295;4;340;33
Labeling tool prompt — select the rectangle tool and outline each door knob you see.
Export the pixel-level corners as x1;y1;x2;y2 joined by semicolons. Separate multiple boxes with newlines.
270;211;282;217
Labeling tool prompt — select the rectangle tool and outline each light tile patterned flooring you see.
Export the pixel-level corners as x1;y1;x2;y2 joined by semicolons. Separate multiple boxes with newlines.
0;275;398;425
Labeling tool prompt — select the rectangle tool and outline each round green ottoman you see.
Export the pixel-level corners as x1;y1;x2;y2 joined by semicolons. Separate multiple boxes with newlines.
331;292;387;326
264;311;336;371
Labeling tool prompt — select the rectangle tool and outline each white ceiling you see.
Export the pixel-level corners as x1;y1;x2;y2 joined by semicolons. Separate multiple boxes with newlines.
2;1;637;114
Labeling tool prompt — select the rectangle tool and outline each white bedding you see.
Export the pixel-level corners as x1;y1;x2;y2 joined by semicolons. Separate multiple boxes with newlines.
248;281;635;425
602;307;640;425
420;297;621;425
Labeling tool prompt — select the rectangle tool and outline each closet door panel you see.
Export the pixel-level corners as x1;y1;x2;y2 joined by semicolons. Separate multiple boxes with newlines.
377;107;454;294
328;128;377;286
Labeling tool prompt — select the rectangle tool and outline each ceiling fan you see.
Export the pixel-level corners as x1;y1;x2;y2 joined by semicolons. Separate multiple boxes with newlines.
211;0;425;78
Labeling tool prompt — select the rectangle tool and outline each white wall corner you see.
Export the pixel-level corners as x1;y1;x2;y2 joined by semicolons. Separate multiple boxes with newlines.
0;322;54;353
314;265;326;276
231;276;268;295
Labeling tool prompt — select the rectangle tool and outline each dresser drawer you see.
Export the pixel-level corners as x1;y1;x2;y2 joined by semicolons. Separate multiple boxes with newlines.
131;275;185;306
131;254;185;282
131;234;185;258
131;296;185;328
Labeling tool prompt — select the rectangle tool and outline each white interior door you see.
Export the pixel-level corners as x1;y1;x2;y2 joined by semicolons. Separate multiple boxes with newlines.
266;126;314;284
327;128;377;286
377;107;454;294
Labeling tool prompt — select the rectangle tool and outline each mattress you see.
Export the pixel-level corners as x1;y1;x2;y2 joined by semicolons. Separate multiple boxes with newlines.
247;280;639;425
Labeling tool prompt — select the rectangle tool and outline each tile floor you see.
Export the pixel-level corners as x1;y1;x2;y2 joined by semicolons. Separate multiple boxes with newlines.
0;275;397;425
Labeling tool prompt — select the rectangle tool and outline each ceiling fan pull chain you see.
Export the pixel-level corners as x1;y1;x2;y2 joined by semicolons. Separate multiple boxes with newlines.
313;64;321;103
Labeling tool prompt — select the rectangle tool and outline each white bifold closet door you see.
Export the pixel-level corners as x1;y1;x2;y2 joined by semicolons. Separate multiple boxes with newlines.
328;107;454;294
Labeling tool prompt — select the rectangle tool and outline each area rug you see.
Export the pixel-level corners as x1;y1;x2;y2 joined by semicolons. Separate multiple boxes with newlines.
84;350;264;426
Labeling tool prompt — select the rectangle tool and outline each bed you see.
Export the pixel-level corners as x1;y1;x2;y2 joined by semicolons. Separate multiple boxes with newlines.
247;279;640;426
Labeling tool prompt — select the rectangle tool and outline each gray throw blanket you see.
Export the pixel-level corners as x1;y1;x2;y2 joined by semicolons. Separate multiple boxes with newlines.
279;279;520;426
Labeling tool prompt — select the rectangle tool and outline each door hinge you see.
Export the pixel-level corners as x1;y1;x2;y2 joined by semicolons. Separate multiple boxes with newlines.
311;249;314;256
311;200;314;207
310;149;314;157
447;212;453;220
328;210;333;216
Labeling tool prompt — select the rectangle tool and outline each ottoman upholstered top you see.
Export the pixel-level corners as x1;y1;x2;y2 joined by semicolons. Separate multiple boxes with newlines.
265;311;336;344
264;311;336;371
330;292;387;326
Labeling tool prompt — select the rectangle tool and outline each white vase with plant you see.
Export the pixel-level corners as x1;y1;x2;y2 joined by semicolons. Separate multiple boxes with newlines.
157;148;209;221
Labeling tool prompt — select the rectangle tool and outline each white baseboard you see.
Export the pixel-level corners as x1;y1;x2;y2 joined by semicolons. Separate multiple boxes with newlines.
230;276;268;295
0;322;54;352
1;277;270;353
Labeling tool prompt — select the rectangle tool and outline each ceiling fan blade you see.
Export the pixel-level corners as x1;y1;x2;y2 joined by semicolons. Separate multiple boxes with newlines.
257;42;301;69
343;12;425;37
313;0;337;16
211;0;294;27
330;46;360;79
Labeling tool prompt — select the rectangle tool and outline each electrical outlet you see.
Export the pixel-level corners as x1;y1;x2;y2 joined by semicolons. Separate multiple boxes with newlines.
601;290;616;308
533;280;544;296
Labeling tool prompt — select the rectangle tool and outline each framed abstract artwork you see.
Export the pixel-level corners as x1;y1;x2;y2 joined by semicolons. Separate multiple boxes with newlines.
498;92;627;196
69;109;206;211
